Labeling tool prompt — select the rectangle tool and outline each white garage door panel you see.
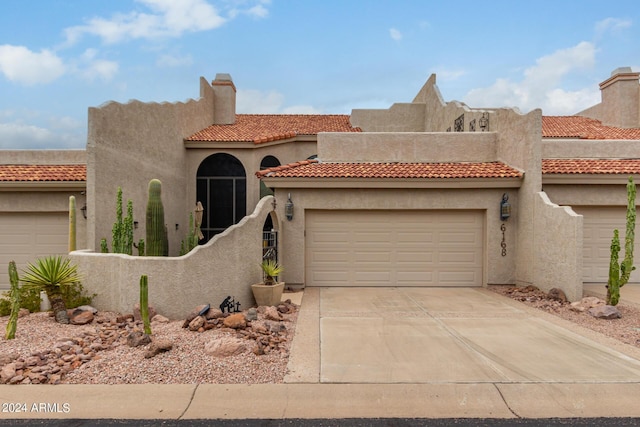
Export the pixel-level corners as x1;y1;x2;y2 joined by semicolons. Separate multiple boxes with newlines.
0;213;68;289
305;210;483;287
575;207;640;283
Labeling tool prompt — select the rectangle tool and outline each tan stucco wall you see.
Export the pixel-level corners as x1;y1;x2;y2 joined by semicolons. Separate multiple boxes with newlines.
533;192;583;301
70;196;276;319
543;139;640;159
318;132;497;163
272;187;518;287
87;77;215;255
544;183;636;207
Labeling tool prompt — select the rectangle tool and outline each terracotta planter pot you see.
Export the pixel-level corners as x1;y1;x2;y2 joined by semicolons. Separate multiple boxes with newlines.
251;282;285;307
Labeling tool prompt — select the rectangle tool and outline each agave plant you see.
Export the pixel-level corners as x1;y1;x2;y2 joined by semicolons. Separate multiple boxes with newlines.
21;256;81;324
260;259;283;286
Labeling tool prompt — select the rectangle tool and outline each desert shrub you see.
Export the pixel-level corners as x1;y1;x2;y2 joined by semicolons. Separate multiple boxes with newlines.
0;281;95;316
0;286;41;316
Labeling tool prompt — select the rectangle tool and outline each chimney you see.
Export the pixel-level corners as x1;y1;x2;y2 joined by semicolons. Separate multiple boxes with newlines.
598;67;640;128
212;73;236;125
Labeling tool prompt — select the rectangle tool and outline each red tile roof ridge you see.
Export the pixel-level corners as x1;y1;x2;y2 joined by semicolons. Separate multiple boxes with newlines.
0;164;87;182
542;158;640;174
256;159;319;177
257;160;522;179
542;116;640;140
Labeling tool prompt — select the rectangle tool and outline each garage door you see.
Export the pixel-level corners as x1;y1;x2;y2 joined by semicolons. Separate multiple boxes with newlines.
0;213;69;290
575;207;640;283
305;210;483;287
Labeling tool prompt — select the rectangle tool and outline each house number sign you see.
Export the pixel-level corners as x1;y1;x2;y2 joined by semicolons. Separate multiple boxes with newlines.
501;223;507;256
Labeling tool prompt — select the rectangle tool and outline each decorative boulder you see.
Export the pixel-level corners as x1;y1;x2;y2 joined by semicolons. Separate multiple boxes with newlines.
588;305;622;319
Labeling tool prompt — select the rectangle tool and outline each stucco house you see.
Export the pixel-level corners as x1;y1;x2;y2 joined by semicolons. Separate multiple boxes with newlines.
2;67;639;319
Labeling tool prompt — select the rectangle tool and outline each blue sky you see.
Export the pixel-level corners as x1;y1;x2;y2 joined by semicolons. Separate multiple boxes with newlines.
0;0;638;149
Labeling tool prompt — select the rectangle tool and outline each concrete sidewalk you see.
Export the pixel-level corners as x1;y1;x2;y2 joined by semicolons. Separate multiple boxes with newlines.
3;286;640;420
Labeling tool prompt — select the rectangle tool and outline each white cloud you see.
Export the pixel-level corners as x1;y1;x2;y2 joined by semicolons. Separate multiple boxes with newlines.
64;0;227;45
0;45;66;85
595;17;632;37
463;42;598;115
0;121;84;149
237;89;320;114
389;28;402;41
432;67;466;81
157;53;194;67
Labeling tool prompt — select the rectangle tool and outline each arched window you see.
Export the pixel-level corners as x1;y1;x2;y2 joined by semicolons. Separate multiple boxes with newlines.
196;153;246;242
259;155;281;198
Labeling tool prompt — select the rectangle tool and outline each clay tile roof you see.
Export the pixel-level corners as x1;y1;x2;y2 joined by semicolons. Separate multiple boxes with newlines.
257;160;522;179
0;165;87;182
542;159;640;174
542;116;640;140
186;114;361;143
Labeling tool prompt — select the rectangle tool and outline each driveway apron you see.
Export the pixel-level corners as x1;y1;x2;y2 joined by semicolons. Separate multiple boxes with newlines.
317;287;640;384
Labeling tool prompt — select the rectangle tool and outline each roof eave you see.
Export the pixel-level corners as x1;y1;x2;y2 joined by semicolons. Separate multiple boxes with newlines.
542;174;640;185
0;181;86;191
261;177;523;189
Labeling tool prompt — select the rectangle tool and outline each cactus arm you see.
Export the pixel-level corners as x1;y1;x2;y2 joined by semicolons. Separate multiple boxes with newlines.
620;176;636;286
607;229;621;305
68;196;76;252
140;275;152;335
5;261;20;339
124;200;134;255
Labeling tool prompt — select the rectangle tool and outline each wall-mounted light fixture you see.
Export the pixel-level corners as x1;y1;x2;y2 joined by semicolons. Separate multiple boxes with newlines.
134;221;139;229
80;204;87;219
175;223;179;231
479;112;489;132
500;193;511;221
285;193;294;221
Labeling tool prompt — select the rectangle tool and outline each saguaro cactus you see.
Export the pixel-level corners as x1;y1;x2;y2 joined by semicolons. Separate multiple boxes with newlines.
5;261;20;339
68;196;76;252
146;179;168;256
140;275;152;335
607;176;637;305
112;187;124;253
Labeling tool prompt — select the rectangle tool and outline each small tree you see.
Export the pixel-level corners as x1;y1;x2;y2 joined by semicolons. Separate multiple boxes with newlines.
21;256;81;324
607;176;636;306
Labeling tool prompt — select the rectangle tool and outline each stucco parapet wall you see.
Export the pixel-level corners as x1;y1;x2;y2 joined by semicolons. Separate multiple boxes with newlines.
532;192;583;302
542;139;640;159
0;150;86;165
318;132;498;163
70;196;275;320
350;103;427;131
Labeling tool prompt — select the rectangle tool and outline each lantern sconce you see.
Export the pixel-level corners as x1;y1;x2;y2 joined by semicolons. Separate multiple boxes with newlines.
285;193;294;221
80;204;87;219
479;112;489;132
500;193;511;221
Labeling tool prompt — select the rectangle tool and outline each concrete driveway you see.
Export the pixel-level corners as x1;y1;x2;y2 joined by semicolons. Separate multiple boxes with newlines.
285;286;640;384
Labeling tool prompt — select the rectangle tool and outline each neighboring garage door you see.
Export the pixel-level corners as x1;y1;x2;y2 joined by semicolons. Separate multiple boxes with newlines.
0;212;69;290
305;210;483;287
575;207;640;283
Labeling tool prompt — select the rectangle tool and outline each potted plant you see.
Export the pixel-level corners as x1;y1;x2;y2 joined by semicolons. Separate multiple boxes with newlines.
251;259;284;307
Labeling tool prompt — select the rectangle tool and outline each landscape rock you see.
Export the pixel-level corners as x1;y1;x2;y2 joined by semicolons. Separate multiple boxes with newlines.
204;337;249;357
547;288;567;302
223;313;246;329
188;316;205;331
69;310;94;325
144;338;173;358
264;306;283;321
126;330;152;347
76;305;98;314
588;305;622;319
18;308;30;318
245;308;258;322
0;363;16;383
152;314;170;323
205;308;225;320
